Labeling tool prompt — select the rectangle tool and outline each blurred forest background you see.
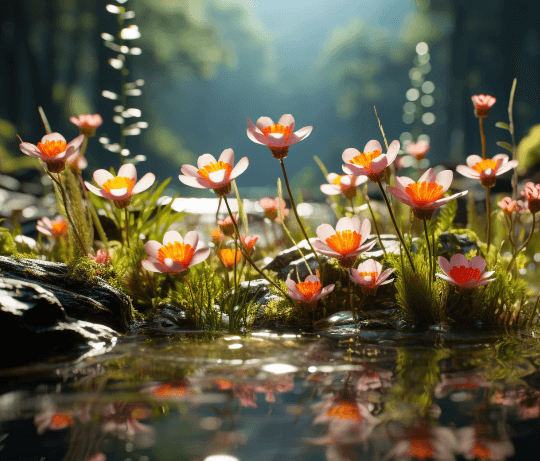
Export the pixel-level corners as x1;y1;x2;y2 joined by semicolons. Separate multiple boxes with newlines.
1;0;540;198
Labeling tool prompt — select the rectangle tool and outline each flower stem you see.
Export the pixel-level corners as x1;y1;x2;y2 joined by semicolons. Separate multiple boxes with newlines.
508;214;536;272
348;272;357;330
281;219;312;275
377;180;416;272
423;218;432;287
279;159;324;283
486;186;491;250
233;238;238;294
360;189;386;258
479;116;486;160
124;208;130;248
224;196;287;297
47;172;86;255
183;275;197;326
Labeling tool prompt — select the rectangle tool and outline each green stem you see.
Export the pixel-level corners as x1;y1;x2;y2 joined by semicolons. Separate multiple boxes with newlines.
348;273;357;330
233;238;238;294
279;159;324;283
508;214;536;272
377;180;416;272
479;117;486;160
282;220;312;275
183;275;197;327
124;207;130;248
486;186;491;250
349;198;355;218
508;78;518;200
360;189;386;258
423;219;432;288
224;196;287;297
47;172;86;255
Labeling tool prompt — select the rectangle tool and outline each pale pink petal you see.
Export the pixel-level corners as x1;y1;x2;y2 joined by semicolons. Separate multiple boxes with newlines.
144;240;163;259
132;173;155;194
197;154;217;169
394;175;415;192
183;231;199;249
427;191;467;209
436;273;456;284
387;186;416;208
256;116;274;130
312;241;341;258
466;155;483;168
326;173;340;183
66;134;85;151
285;278;298;293
163;231;183;246
181;164;199;177
190;248;210;267
369;155;388;171
435;170;453;193
468;256;486;272
278;114;295;130
474;278;494;287
481;270;495;279
247;119;269;145
358;217;370;240
418;168;437;184
377;268;395;283
218;148;234;166
449;253;469;268
320;284;335;296
362;259;381;274
230;157;249;180
20;142;41;157
385;140;400;164
288;289;305;301
364;140;382;153
320;184;341;195
304;274;321;283
70;116;82;126
316;223;336;241
36;226;52;236
93;169;114;186
358;240;377;254
336;217;355;233
287;126;312;145
179;175;211;189
267;132;287;147
208;169;228;185
456;165;480;179
342;148;362;163
342;163;366;176
109;188;128;198
41;133;66;143
352;175;368;186
496;160;518;175
438;256;452;275
492;153;509;163
85;182;104;197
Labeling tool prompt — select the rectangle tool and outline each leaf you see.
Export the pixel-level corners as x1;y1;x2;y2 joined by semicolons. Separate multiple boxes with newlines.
429;191;457;234
497;141;514;153
297;188;304;205
495;122;510;130
277;178;284;221
233;180;248;235
313;155;329;179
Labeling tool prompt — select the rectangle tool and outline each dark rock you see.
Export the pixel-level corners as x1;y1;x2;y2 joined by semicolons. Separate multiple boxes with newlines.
438;231;480;258
129;304;198;335
0;256;132;332
278;252;328;282
263;239;316;274
0;277;116;368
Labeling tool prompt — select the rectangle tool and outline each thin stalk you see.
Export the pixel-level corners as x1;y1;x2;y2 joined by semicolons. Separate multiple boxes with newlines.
486;186;491;250
479;117;486;160
224;196;287;297
183;275;197;326
124;208;130;248
377;181;416;272
508;78;518;200
432;227;436;282
508;214;536;272
216;196;222;223
47;172;86;255
349;198;355;218
360;189;386;258
423;219;432;288
279;159;324;283
282;220;312;275
233;238;238;295
348;273;357;330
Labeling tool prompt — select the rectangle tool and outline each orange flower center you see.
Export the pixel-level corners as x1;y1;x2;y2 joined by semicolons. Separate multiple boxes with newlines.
51;221;68;236
50;413;73;427
37;140;67;158
326;401;361;421
358;271;378;282
350;150;382;168
296;281;322;300
102;176;135;194
407;440;433;460
157;242;195;267
405;181;444;207
153;382;189;398
448;265;483;285
472;159;499;174
261;124;292;139
325;230;362;255
332;175;345;186
198;161;232;183
472;444;492;460
218;249;242;268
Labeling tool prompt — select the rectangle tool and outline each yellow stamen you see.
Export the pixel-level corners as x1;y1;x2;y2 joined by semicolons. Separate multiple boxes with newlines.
358;271;378;281
158;242;195;267
198;161;232;183
405;181;443;207
296;281;322;299
102;176;135;194
37;140;67;158
261;124;292;139
350;150;382;168
332;175;345;186
472;159;498;174
325;230;362;255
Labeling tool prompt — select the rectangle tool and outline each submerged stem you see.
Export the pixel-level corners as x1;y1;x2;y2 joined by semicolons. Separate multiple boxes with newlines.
125;207;130;249
486;186;491;250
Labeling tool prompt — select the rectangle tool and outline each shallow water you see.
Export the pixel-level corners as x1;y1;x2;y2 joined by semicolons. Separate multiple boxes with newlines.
2;328;540;461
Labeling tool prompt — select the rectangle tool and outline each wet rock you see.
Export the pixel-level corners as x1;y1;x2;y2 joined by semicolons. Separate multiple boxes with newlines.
277;252;328;282
0;256;132;332
262;239;316;274
0;277;116;368
129;304;198;335
438;231;480;257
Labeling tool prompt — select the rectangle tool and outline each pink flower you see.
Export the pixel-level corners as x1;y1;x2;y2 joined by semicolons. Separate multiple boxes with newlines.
89;249;112;265
85;164;155;209
456;154;518;188
247;114;312;159
217;213;238;236
497;197;526;217
386;425;459;461
342;139;400;183
285;273;335;310
471;94;496;118
37;216;68;239
70;114;103;137
142;230;210;274
259;197;289;223
349;259;394;296
179;148;248;196
20;133;85;173
406;141;430;161
436;254;495;290
521;182;540;214
240;235;258;257
320;173;367;200
313;216;376;268
386;168;467;220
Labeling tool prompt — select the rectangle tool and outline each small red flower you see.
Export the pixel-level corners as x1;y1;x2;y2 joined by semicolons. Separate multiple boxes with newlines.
498;197;526;217
218;248;242;270
217;214;238;237
37;216;68;239
436;254;495;290
521;182;540;214
406;140;430;161
471;94;496;118
70;114;103;137
259;197;289;223
240;235;258;257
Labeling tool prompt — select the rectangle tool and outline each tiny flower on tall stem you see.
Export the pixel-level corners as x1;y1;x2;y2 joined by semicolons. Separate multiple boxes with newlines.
471;94;496;118
285;273;334;311
259;197;289;223
456;154;518;188
66;154;88;173
85;164;155;209
313;216;376;268
19;133;84;173
37;216;68;239
436;254;495;290
320;173;367;200
240;235;258;257
179;149;248;196
142;231;210;274
406;140;430;161
247;114;312;159
521;182;540;214
342;139;400;183
218;248;242;270
211;227;225;246
70;114;103;137
217;214;238;237
498;197;525;217
89;249;112;265
349;259;394;296
387;168;467;220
